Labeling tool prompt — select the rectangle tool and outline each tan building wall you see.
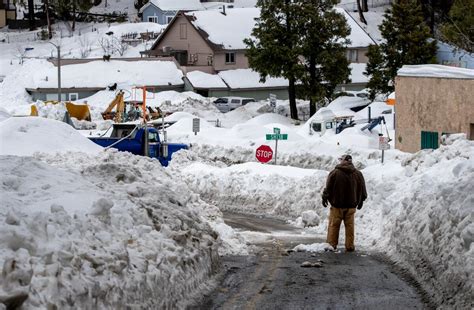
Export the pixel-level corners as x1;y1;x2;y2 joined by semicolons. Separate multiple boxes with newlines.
395;76;474;153
0;9;6;28
213;51;249;71
356;47;369;63
155;15;214;67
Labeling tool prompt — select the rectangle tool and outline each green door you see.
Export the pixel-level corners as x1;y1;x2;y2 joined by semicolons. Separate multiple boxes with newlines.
421;131;439;149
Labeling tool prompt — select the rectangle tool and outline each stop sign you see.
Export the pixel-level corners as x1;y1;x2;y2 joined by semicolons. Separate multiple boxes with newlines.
256;145;273;163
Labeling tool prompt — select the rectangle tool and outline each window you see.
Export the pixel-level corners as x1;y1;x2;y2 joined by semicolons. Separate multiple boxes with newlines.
69;93;78;101
214;98;228;104
242;99;255;105
325;122;333;129
312;123;322;132
346;49;358;62
225;52;235;64
230;99;240;104
166;15;173;24
180;24;187;39
421;131;439;149
148;16;158;23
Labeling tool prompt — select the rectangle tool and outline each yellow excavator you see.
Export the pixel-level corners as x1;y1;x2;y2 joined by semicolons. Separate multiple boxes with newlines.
101;90;164;122
30;101;91;121
101;90;126;123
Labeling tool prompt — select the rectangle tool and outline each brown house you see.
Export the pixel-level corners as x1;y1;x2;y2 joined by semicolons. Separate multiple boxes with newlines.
145;7;374;74
395;65;474;153
145;8;257;73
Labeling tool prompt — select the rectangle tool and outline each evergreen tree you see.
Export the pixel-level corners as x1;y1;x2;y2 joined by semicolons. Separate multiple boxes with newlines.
245;0;352;119
440;0;474;52
244;0;303;120
365;0;437;98
299;0;351;115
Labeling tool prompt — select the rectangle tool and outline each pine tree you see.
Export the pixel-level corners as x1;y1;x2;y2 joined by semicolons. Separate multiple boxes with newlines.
298;0;351;115
245;0;352;119
440;0;474;53
365;0;437;98
244;0;303;120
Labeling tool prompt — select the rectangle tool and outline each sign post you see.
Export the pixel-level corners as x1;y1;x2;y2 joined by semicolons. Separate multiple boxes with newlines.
378;135;390;163
193;118;200;135
256;145;273;163
265;127;288;165
269;93;277;112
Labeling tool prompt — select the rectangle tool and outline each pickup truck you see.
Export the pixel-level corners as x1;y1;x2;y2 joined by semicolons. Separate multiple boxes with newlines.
88;123;188;166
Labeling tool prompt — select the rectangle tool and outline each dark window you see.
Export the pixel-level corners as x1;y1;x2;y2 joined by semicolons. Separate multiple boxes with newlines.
231;99;240;104
214;98;228;104
242;99;255;105
421;131;439;149
312;123;322;132
225;52;235;64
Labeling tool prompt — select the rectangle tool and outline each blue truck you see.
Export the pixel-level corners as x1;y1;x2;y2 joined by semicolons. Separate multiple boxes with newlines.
89;123;188;166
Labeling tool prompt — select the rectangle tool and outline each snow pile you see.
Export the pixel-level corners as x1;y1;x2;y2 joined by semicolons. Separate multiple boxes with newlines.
186;71;228;89
0;117;102;156
0;151;221;308
398;64;474;79
377;136;474;308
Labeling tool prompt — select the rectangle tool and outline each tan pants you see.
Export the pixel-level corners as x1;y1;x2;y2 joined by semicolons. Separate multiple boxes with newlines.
326;207;356;251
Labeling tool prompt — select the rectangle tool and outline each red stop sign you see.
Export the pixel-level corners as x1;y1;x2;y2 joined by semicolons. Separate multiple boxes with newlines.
256;145;273;163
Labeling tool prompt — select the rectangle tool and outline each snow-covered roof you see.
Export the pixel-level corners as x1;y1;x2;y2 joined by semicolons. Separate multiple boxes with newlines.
201;0;258;10
185;8;260;50
218;69;288;89
335;8;375;48
184;8;373;50
186;71;228;89
349;63;369;83
148;0;204;11
398;65;474;79
26;60;184;89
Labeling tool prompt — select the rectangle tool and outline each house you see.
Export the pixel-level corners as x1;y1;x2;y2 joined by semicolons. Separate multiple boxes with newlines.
140;0;204;24
1;0;16;28
146;8;258;73
436;41;474;69
394;65;474;153
145;7;375;74
25;59;184;101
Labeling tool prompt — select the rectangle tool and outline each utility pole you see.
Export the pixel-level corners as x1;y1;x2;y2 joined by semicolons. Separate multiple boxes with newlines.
49;42;61;102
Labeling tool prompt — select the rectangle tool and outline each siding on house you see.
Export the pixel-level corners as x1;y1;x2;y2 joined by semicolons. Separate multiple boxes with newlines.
142;5;175;24
395;74;474;153
154;14;214;66
213;51;249;71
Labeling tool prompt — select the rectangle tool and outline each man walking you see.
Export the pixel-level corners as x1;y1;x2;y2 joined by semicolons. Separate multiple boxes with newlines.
322;155;367;252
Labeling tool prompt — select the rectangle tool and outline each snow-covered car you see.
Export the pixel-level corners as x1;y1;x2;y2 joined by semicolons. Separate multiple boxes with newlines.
214;97;256;113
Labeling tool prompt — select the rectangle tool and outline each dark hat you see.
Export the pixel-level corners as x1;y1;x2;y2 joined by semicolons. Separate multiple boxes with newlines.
338;154;352;162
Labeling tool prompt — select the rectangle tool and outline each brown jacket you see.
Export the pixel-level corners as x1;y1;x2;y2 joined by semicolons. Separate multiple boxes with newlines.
322;162;367;209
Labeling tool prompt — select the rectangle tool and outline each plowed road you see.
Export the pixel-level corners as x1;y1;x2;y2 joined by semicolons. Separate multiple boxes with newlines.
191;213;430;310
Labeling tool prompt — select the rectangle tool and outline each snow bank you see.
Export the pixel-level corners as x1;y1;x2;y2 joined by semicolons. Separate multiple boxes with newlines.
0;151;221;308
398;64;474;79
0;117;102;156
374;137;474;308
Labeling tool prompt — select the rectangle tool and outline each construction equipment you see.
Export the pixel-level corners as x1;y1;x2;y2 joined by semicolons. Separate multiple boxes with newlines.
89;123;188;167
102;90;126;123
101;90;165;123
30;101;91;121
361;116;392;142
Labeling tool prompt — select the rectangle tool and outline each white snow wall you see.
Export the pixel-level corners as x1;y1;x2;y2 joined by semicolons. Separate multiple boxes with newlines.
0;152;220;309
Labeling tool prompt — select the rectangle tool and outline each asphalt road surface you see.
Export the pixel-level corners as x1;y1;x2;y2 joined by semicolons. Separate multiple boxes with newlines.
190;212;431;310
